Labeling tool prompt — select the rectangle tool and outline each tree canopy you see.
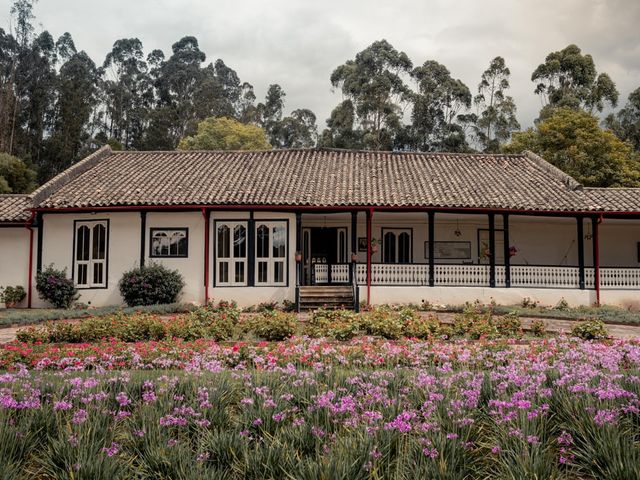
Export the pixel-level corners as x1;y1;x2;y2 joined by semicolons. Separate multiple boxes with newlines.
0;152;36;193
505;108;640;187
178;117;271;151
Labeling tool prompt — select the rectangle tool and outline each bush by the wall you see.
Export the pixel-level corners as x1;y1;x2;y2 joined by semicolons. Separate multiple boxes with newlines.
361;306;406;339
35;265;79;309
306;308;361;340
0;285;26;307
118;263;185;307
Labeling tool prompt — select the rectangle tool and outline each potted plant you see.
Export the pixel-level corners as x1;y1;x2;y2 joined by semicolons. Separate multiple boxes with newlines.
371;238;380;253
1;285;26;308
351;252;358;262
294;251;302;262
509;245;518;257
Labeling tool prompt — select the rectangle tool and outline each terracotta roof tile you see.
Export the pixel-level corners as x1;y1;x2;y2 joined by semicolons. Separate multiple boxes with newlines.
32;147;640;213
0;195;31;222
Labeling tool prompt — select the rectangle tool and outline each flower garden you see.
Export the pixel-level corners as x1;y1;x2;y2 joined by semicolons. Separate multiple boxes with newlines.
1;304;639;478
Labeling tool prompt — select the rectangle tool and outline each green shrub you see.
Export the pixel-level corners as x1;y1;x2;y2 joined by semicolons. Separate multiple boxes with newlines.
0;285;26;306
118;263;185;307
168;305;236;341
36;265;79;309
306;308;361;340
404;313;441;339
530;319;547;337
571;319;609;340
361;306;405;339
246;310;297;341
493;312;522;338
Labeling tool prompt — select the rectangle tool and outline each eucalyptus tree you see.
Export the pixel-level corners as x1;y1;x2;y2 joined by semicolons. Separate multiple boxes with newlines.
532;44;618;116
329;40;413;150
605;87;640;152
410;60;473;152
473;56;519;152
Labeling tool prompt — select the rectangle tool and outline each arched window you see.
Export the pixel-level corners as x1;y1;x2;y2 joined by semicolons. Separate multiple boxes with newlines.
215;222;247;285
382;229;412;264
255;221;287;285
74;220;108;288
150;228;188;257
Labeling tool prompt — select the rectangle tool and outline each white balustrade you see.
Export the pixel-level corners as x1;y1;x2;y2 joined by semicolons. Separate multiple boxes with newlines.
347;263;640;290
599;268;640;289
313;264;328;284
510;266;580;288
331;264;350;283
435;264;490;286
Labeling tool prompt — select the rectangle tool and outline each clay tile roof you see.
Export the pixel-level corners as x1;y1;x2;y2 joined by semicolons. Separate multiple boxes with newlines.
0;195;31;223
31;147;640;213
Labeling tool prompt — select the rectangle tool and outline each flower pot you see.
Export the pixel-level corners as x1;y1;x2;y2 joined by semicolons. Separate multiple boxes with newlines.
371;245;378;253
351;252;358;262
294;253;302;262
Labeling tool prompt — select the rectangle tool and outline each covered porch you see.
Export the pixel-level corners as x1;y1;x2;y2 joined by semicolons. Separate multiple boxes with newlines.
294;211;640;309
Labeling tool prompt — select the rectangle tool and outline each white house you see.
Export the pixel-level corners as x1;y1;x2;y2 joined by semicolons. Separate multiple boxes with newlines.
1;146;639;310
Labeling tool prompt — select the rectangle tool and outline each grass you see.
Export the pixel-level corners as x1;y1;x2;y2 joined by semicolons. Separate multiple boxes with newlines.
0;303;194;327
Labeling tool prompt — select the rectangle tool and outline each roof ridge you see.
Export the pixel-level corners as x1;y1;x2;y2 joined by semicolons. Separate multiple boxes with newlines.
523;150;582;192
30;145;112;206
583;187;640;191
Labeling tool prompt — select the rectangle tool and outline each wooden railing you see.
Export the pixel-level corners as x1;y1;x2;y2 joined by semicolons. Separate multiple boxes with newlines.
345;263;640;289
313;264;350;284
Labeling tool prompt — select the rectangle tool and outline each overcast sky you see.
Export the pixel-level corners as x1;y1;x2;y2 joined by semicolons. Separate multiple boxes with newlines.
9;0;640;129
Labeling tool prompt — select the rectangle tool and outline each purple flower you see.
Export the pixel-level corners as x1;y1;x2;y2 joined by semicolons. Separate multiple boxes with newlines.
102;442;120;457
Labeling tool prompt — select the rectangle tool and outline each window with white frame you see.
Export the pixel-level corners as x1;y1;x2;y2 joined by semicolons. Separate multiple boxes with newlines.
74;220;108;288
256;221;287;285
382;228;412;264
216;222;247;286
150;228;188;257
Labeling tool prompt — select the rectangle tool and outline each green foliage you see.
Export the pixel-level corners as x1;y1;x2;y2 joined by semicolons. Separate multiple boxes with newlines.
531;44;618;113
605;86;640;152
244;310;297;341
168;302;238;341
0;285;26;305
0;153;36;193
35;264;79;309
473;56;520;152
326;40;413;150
530;319;547;337
306;308;362;340
452;303;522;340
118;263;185;307
361;306;407;339
571;319;609;340
505;107;640;187
410;60;473;152
404;312;441;339
178;116;271;150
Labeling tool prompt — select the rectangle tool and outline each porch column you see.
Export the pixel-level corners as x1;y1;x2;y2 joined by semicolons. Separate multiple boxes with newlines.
592;215;601;305
202;209;210;304
428;211;435;286
139;211;146;268
366;209;373;305
248;212;255;286
577;216;585;290
488;213;496;288
351;211;358;283
503;213;510;288
295;212;302;311
36;212;43;273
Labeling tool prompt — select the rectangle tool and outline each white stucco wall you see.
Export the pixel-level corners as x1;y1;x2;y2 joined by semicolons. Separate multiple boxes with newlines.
0;227;32;307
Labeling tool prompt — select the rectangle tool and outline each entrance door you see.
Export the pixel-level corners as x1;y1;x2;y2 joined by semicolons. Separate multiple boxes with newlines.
301;227;348;285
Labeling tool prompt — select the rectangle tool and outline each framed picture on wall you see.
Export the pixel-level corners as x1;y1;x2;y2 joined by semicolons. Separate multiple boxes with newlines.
424;241;471;260
358;237;368;252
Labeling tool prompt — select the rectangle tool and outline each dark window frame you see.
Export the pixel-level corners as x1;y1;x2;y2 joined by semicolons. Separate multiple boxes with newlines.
72;219;110;290
149;227;189;258
381;227;413;264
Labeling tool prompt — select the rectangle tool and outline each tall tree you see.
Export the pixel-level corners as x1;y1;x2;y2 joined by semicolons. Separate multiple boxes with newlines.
532;44;618;115
605;87;640;152
178;116;270;150
473;57;519;152
319;100;363;149
256;84;285;145
505;108;640;187
42;51;100;180
102;38;152;149
0;152;36;193
409;60;473;152
329;40;412;150
274;109;318;148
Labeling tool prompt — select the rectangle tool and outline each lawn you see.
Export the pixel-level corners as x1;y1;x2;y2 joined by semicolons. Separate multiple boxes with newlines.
1;336;640;479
